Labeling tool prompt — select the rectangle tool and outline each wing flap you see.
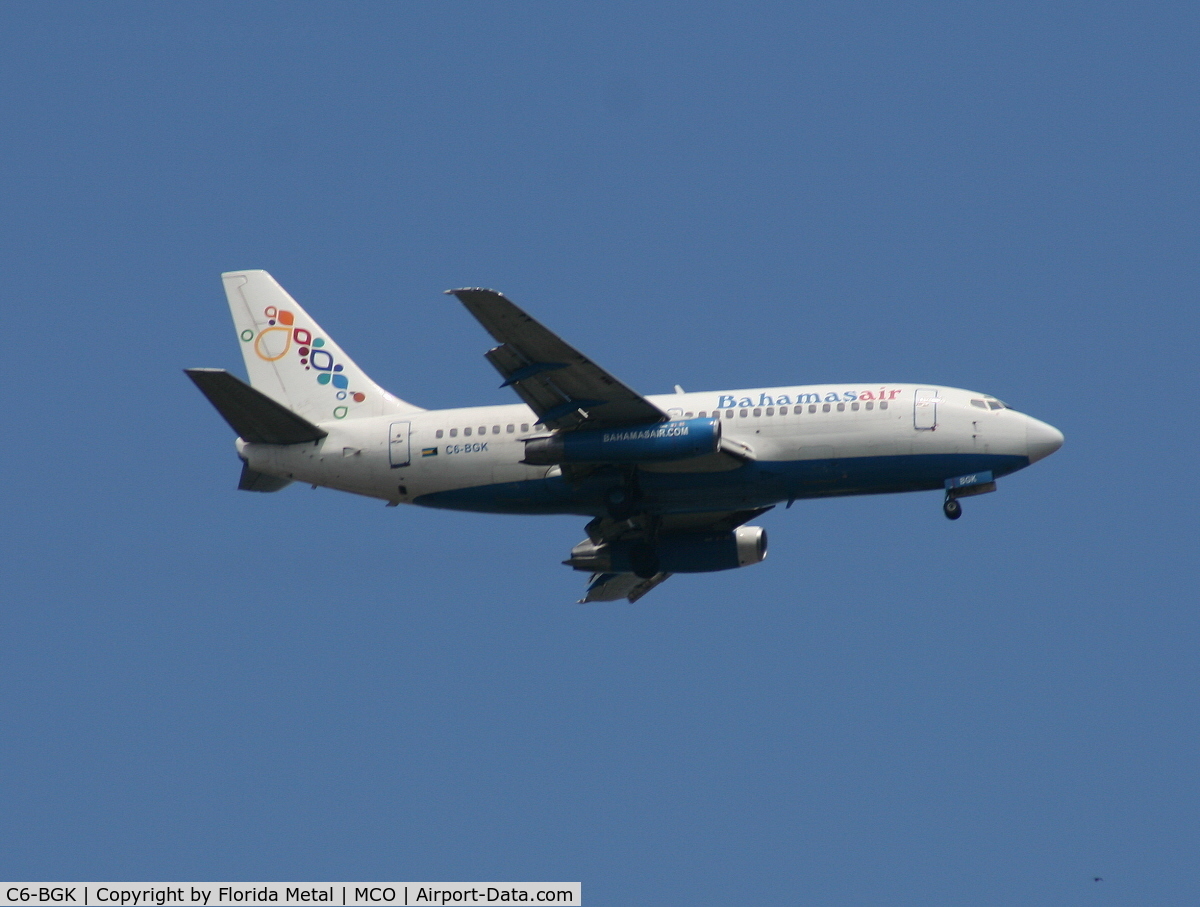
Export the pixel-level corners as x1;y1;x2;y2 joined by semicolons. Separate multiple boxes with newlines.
580;571;672;603
448;288;667;430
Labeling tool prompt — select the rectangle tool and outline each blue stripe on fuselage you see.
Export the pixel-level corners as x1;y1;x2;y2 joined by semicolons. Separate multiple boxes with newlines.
411;452;1031;517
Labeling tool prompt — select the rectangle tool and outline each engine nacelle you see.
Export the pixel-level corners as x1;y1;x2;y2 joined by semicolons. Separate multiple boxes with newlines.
566;526;768;577
523;417;721;465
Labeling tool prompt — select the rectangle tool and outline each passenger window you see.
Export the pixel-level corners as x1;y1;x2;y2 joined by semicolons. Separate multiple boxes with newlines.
809;404;817;413
464;427;472;436
753;408;762;417
479;426;486;434
851;402;859;411
865;401;873;410
507;424;514;433
521;423;530;432
779;406;788;415
698;411;706;418
971;399;987;409
533;423;544;431
492;425;500;434
880;401;888;410
766;407;774;416
726;410;734;418
822;403;831;413
836;402;845;412
685;412;694;418
436;429;444;439
450;428;458;437
740;409;748;418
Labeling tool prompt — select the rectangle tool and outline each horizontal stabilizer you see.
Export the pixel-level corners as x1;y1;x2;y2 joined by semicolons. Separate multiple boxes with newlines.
185;368;328;445
238;461;293;492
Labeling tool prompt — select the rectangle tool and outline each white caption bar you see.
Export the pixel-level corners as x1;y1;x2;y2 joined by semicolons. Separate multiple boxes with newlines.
0;886;580;907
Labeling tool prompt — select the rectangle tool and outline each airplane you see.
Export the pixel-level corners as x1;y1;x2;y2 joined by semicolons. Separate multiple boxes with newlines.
187;270;1064;603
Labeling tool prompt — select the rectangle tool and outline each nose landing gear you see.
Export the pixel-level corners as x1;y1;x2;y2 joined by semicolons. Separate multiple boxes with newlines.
943;496;963;520
942;471;996;520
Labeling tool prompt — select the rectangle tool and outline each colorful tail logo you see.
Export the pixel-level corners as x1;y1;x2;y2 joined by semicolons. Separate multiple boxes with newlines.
242;305;367;419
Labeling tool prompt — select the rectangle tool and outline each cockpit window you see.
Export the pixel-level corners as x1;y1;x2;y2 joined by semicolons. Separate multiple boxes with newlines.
980;396;1013;411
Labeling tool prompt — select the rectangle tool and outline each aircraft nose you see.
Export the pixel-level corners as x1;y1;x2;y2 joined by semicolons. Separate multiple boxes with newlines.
1026;416;1064;463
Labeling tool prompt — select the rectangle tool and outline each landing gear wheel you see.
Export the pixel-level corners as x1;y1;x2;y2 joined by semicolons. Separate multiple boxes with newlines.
605;487;628;519
604;484;639;520
604;487;628;507
943;498;962;520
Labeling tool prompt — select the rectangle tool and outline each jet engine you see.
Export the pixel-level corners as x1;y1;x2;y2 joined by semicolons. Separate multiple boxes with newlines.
565;526;767;578
523;417;720;465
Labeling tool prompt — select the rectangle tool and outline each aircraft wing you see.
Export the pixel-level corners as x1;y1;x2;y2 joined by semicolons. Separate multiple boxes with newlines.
573;507;773;603
447;289;668;431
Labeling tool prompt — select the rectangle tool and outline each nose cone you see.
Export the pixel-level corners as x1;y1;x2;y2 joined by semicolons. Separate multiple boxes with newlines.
1026;416;1064;463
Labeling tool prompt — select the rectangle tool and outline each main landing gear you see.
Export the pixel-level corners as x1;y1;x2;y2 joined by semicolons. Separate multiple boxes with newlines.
604;472;643;521
943;496;963;520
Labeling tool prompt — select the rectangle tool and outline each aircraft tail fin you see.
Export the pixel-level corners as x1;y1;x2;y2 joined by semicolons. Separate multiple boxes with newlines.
221;270;424;424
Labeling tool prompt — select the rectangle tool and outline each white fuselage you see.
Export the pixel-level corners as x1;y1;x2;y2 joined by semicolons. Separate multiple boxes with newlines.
239;382;1061;518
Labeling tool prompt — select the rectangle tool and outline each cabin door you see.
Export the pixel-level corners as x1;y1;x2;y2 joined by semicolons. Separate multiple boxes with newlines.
388;421;411;468
913;388;939;431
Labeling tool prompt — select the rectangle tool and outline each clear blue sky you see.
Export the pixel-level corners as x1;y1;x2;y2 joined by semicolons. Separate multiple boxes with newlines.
2;3;1196;904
